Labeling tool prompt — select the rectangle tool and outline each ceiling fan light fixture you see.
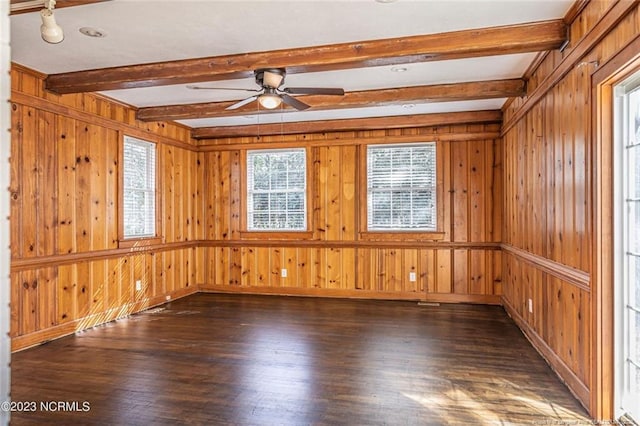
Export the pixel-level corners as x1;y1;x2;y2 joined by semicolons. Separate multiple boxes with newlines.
258;93;282;109
390;66;408;73
193;68;342;111
40;0;63;44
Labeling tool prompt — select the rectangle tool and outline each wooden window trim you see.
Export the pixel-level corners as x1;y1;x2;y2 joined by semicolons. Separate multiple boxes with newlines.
240;146;314;238
118;236;163;249
590;34;640;421
117;132;163;248
358;231;445;241
358;141;445;240
239;231;314;240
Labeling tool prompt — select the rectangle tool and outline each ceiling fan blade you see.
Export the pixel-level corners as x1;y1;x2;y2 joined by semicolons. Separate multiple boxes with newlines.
186;85;260;92
226;95;259;110
284;87;345;96
281;94;311;111
263;70;284;89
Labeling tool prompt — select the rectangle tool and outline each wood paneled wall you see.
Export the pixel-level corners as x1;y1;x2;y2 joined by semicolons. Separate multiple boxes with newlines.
8;66;503;349
7;2;639;420
501;0;640;417
9;65;200;351
198;126;503;303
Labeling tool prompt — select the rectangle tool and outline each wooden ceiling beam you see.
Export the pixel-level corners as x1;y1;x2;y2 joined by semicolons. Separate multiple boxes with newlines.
10;0;109;15
137;78;525;122
191;110;502;139
45;20;566;94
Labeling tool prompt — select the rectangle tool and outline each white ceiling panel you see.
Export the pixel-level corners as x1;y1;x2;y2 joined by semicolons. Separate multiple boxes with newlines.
11;0;571;74
178;98;506;128
101;53;536;107
9;0;573;131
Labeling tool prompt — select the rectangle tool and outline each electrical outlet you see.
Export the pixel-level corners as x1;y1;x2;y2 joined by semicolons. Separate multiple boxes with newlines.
135;280;142;291
409;272;417;282
166;295;171;301
528;298;533;313
281;268;287;278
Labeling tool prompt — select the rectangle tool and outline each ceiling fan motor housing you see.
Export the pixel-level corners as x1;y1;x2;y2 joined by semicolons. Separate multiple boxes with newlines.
188;67;341;111
255;68;286;88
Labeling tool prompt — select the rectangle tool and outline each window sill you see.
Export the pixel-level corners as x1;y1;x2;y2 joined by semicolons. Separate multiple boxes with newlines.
239;231;314;240
358;231;445;241
118;236;163;249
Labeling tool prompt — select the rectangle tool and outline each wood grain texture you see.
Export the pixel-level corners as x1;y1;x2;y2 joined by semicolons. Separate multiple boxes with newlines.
9;6;638;422
10;65;194;150
502;0;636;135
192;110;502;139
503;67;591;269
10;66;197;349
10;293;588;425
501;0;640;419
45;21;566;93
137;79;525;122
502;254;590;402
200;125;502;302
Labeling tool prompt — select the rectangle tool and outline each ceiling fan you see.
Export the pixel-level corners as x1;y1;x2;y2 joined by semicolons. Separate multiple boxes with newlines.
187;68;345;111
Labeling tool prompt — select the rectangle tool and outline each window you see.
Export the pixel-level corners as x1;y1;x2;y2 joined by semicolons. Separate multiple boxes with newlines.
246;148;307;231
366;143;437;231
614;72;640;423
122;136;157;239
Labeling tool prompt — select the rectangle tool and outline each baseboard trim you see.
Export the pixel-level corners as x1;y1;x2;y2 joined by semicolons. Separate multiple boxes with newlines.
502;295;590;410
11;286;198;352
198;284;502;305
11;286;500;352
424;293;501;305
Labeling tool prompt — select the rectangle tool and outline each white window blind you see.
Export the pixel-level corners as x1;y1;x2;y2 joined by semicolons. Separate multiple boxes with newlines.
247;149;306;231
367;143;437;231
123;136;156;238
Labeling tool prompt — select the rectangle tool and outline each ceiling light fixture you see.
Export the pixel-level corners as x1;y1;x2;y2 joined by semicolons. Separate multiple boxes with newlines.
257;89;282;110
79;27;107;38
390;66;408;73
40;0;63;44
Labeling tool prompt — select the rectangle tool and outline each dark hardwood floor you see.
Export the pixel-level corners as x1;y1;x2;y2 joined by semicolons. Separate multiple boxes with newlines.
10;293;590;425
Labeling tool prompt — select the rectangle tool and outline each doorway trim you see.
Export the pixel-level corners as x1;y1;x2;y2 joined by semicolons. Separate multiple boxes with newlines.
592;33;640;421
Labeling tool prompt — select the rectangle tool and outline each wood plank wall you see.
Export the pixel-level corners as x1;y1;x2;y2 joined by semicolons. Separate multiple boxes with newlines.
8;64;503;349
501;0;640;417
7;2;639;419
9;65;201;351
198;126;503;303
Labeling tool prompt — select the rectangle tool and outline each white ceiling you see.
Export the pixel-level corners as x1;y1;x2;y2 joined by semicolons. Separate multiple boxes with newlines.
10;0;574;129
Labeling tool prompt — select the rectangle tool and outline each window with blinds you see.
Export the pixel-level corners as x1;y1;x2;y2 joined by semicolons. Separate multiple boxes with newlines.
367;143;436;231
246;149;306;231
123;136;156;238
615;73;640;423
